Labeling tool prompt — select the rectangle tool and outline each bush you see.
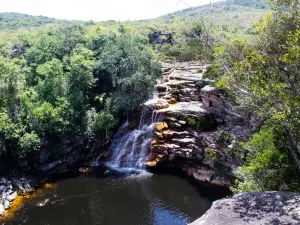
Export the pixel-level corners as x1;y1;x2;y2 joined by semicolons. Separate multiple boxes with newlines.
231;126;296;193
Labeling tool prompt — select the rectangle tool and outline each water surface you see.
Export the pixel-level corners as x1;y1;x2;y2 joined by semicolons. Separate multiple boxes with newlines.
5;171;212;225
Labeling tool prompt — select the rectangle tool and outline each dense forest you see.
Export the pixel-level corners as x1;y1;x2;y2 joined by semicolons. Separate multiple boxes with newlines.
0;25;161;159
0;0;300;194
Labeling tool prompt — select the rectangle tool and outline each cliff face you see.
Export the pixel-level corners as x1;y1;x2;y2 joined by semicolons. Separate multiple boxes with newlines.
145;61;253;187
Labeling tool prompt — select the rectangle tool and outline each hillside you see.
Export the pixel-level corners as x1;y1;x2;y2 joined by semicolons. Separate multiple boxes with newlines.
0;1;270;35
0;12;83;31
153;1;271;38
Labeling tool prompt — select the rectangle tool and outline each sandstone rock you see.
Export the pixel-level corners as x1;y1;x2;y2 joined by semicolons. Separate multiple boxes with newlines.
178;120;186;125
181;148;193;153
165;117;177;122
190;95;200;101
170;74;202;81
152;144;168;152
155;132;163;139
187;83;196;87
155;122;168;132
145;99;169;110
162;130;174;138
192;169;214;182
156;84;167;92
178;96;186;102
170;88;180;94
3;199;10;210
162;94;173;100
189;192;300;225
6;191;17;202
0;203;4;216
169;122;182;128
172;138;196;146
146;161;157;167
201;85;216;93
167;98;177;104
166;144;181;152
173;131;190;138
158;92;166;97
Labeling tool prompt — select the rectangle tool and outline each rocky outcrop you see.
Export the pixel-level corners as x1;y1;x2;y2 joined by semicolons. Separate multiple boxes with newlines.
145;61;252;187
0;176;36;216
189;192;300;225
149;31;173;45
0;137;89;217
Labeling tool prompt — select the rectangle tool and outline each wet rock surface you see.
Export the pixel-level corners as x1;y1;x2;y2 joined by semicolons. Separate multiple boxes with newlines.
0;137;89;217
0;176;37;216
189;192;300;225
146;61;253;187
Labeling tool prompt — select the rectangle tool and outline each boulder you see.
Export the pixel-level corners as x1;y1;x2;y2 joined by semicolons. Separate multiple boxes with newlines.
162;130;174;138
155;122;168;132
189;192;300;225
156;84;167;92
149;31;173;45
6;191;17;202
0;203;4;216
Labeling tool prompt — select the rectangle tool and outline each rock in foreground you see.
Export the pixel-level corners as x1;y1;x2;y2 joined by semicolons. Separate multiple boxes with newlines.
189;192;300;225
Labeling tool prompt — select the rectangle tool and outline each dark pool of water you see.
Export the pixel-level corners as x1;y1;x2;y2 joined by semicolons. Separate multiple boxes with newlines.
4;170;214;225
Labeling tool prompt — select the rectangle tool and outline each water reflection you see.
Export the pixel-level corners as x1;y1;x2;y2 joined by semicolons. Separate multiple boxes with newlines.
4;172;212;225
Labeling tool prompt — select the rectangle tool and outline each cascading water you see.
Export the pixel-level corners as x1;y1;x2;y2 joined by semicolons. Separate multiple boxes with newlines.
107;110;163;170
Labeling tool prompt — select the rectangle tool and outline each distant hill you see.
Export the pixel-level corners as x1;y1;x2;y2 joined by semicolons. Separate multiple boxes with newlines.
0;12;83;31
148;0;271;39
0;0;270;39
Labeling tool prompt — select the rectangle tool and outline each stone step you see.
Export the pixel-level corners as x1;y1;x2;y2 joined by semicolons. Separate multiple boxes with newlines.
167;98;177;104
187;84;196;87
169;75;202;81
172;138;196;147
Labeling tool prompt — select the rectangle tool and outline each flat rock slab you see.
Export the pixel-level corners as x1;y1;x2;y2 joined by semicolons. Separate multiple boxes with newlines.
189;192;300;225
158;102;208;114
170;74;203;81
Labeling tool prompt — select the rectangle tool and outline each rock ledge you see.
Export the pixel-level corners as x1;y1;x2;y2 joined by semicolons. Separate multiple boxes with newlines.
189;192;300;225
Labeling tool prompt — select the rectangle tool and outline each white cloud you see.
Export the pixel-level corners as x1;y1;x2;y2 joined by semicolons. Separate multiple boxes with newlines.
0;0;220;21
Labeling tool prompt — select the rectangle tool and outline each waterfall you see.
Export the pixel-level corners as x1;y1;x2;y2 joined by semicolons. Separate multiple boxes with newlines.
107;110;163;170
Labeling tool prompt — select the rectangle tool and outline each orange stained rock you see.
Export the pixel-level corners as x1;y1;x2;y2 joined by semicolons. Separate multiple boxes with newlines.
0;182;57;222
169;102;179;107
146;161;157;167
155;122;168;132
151;140;157;145
79;167;91;173
187;171;193;176
162;130;174;138
2;195;25;220
155;132;163;139
44;183;57;189
1;191;35;221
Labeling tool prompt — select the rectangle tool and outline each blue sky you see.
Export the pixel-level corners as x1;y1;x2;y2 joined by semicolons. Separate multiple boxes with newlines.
0;0;220;21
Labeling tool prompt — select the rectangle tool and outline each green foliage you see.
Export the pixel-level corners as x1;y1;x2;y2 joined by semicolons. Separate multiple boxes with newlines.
187;118;197;127
19;132;40;158
0;23;161;159
220;1;300;192
234;0;269;8
0;12;81;31
86;109;117;135
205;147;217;162
203;64;221;79
231;126;293;193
